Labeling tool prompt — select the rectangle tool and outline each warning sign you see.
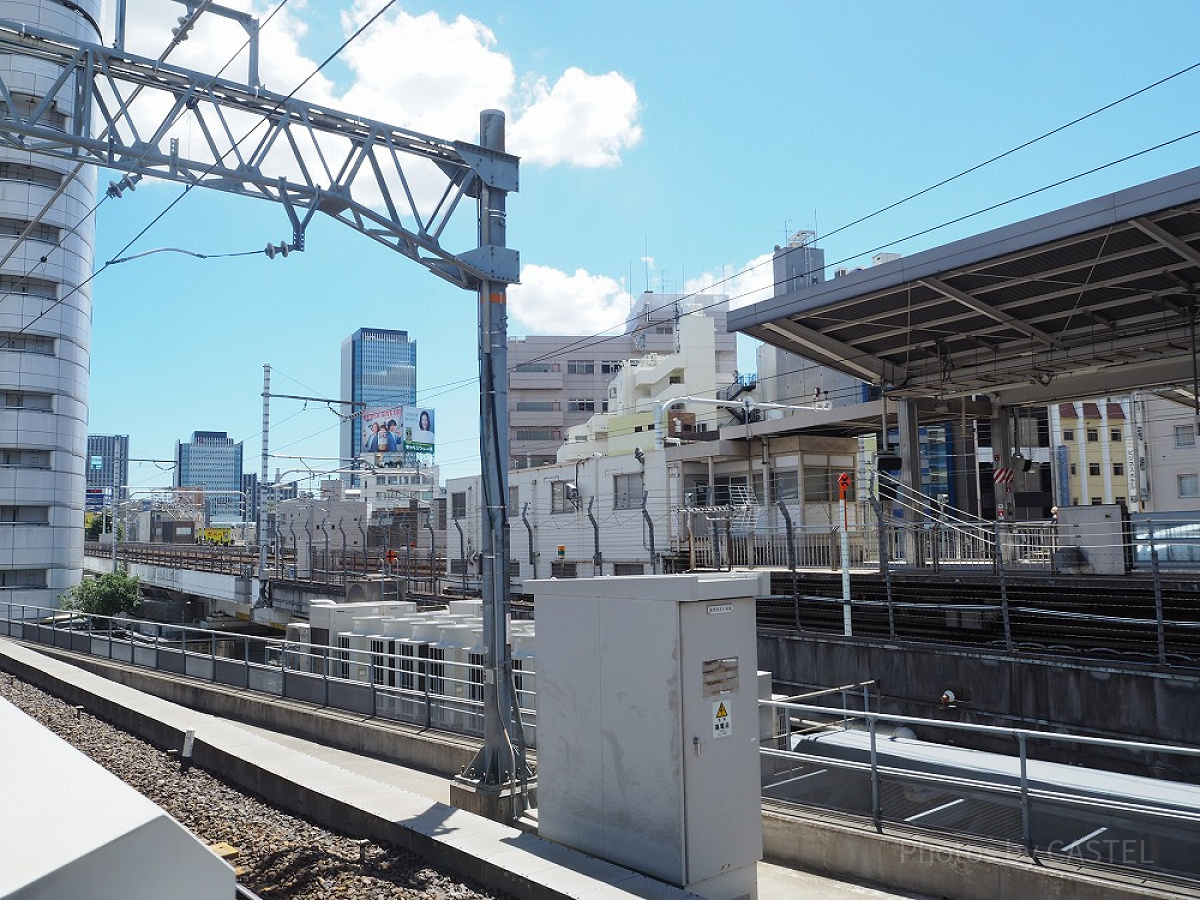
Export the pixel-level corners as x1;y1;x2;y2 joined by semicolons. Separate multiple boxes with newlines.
712;700;731;738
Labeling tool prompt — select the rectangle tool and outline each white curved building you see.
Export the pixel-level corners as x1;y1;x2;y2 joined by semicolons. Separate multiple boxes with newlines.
0;0;100;609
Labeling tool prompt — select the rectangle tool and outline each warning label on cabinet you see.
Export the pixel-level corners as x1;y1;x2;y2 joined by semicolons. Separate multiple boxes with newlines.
712;700;731;738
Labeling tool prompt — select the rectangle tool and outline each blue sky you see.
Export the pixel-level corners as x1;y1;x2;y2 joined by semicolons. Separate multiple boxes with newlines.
85;1;1200;490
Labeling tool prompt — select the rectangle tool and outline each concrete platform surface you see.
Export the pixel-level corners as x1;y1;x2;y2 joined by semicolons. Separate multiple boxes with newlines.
0;638;929;900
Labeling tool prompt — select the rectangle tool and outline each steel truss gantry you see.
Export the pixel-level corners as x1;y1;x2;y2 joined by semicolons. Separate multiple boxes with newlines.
0;13;524;813
0;16;518;288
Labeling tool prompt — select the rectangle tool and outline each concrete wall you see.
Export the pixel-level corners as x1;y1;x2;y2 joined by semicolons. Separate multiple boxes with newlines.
760;632;1200;776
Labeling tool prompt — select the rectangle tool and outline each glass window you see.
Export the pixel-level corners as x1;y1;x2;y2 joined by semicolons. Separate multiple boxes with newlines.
613;472;643;510
0;506;48;524
1086;428;1099;443
451;492;466;519
0;568;46;588
566;360;594;375
567;398;595;412
514;428;558;441
803;467;839;502
551;480;575;513
0;331;53;354
3;391;52;411
771;471;799;500
1176;425;1197;448
1113;463;1124;477
1062;429;1074;442
1110;428;1122;442
1069;463;1077;476
1179;474;1199;499
2;449;50;468
1088;463;1100;477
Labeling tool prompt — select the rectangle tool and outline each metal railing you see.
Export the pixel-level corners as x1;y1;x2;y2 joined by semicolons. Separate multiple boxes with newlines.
761;696;1200;883
4;601;1199;885
0;602;534;745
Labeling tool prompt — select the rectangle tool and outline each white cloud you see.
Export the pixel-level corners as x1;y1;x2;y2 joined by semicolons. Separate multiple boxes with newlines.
509;68;642;168
117;3;640;172
337;5;514;141
509;264;632;334
682;252;776;309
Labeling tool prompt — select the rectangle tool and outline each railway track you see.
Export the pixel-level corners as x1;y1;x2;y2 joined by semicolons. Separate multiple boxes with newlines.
761;571;1200;668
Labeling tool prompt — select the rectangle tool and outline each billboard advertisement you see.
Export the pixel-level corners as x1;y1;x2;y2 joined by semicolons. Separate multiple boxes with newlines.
403;407;435;453
362;406;435;460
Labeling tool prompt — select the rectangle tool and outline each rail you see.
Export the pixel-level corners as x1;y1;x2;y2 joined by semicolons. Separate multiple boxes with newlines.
84;540;450;589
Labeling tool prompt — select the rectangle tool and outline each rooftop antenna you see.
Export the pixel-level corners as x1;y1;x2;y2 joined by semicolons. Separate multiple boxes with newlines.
643;237;649;293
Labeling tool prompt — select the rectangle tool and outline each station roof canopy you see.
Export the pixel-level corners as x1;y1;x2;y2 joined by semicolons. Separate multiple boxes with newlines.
729;166;1200;409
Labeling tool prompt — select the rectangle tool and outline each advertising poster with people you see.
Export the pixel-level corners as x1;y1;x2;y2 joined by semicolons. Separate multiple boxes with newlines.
362;406;435;461
403;407;435;453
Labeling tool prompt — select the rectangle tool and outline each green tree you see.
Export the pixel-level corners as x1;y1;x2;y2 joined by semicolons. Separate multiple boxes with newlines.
84;512;123;542
60;570;141;617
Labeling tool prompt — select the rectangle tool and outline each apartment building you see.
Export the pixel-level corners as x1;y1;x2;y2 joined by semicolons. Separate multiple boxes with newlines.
507;292;735;469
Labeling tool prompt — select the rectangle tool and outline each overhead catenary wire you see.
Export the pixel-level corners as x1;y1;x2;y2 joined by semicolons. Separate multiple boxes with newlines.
95;39;1200;476
0;0;297;346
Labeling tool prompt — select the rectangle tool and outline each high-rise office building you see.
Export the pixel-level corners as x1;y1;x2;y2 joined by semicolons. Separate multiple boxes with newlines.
507;292;736;470
757;231;871;408
174;431;244;525
0;1;100;609
340;328;417;465
85;435;129;511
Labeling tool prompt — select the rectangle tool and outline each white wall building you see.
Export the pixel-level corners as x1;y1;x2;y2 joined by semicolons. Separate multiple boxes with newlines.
0;1;100;609
447;428;860;593
559;313;738;460
507;292;737;469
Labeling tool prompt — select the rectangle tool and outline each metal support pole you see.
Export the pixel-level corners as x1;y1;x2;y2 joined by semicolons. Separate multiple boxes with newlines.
1149;521;1166;665
996;519;1013;653
840;494;852;637
258;364;270;604
778;500;800;631
642;491;657;574
521;503;536;580
871;491;895;638
1018;732;1034;857
454;518;467;596
869;715;882;833
426;514;437;597
587;497;602;575
459;110;524;809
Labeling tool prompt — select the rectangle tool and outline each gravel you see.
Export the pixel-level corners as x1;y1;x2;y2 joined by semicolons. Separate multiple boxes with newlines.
1;674;511;900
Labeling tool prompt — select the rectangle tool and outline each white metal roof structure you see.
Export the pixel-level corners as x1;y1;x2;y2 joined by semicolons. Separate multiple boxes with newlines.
0;698;233;900
730;166;1200;410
